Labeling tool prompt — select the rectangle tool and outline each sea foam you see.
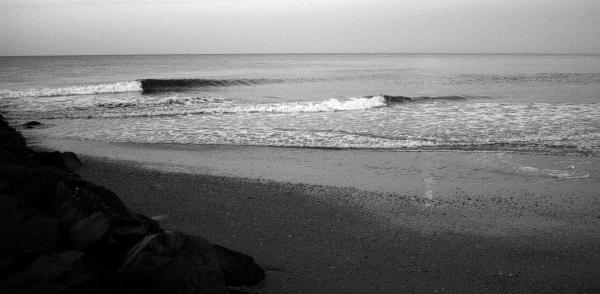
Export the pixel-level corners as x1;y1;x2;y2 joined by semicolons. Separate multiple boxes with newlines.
198;95;388;114
0;81;142;98
87;95;389;118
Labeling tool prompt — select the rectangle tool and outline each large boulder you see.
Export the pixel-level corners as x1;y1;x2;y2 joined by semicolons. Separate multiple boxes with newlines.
118;231;228;294
0;214;60;274
31;151;82;173
55;180;162;269
0;116;29;157
212;244;265;287
69;212;112;251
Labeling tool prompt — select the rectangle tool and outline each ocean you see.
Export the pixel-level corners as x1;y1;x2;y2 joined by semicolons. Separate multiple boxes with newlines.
1;54;599;155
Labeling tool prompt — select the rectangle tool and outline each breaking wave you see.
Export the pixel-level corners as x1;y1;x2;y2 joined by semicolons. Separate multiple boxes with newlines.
93;96;226;109
0;81;142;98
0;78;279;98
199;95;388;114
0;75;478;101
8;93;476;120
66;95;391;118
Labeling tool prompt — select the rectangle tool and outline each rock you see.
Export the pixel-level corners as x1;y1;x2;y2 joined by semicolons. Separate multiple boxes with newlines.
60;152;82;172
56;180;162;269
63;180;135;218
0;179;8;190
118;231;187;276
212;244;265;286
118;231;228;294
10;172;44;206
0;117;29;156
9;166;70;210
23;121;42;129
0;250;109;294
60;180;160;232
0;148;37;167
69;212;111;251
56;199;83;224
0;215;59;273
0;115;265;294
0;164;33;183
133;213;161;233
0;195;24;231
30;151;82;172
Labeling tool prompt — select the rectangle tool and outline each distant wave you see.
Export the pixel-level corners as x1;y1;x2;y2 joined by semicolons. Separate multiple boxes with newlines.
376;95;470;103
0;81;142;98
457;73;600;84
139;78;280;93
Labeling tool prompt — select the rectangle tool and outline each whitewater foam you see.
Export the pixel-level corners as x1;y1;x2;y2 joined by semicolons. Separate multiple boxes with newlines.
72;95;390;118
95;96;226;109
200;95;388;114
0;81;142;98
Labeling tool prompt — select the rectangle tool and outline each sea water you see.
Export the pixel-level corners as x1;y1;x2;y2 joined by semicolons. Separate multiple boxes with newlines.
1;54;599;155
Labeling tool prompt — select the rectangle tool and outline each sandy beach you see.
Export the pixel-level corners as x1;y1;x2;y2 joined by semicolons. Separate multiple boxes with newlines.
32;138;600;293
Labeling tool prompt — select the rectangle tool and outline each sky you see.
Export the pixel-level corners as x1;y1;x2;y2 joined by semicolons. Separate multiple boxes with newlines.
1;0;599;55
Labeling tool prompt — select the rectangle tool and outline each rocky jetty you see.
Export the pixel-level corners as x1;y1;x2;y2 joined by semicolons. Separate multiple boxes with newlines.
0;115;265;293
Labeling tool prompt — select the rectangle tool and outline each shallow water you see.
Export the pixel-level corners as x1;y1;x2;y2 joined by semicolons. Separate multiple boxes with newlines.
35;139;600;217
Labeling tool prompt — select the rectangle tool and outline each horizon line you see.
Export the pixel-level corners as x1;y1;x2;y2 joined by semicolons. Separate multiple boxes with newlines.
2;52;600;58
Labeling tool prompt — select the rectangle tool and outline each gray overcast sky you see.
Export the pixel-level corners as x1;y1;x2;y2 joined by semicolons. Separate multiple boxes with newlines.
1;0;599;55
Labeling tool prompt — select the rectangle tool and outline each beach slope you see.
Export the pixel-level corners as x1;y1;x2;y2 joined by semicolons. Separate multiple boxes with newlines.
76;153;600;293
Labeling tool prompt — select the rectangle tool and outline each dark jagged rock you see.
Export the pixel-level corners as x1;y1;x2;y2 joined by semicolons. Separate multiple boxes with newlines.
0;148;37;167
0;113;265;293
0;195;24;231
55;179;162;269
0;165;33;184
60;152;82;172
5;165;72;211
118;231;228;294
23;121;42;129
0;215;60;274
31;151;82;172
0;115;30;157
69;212;112;251
213;244;265;287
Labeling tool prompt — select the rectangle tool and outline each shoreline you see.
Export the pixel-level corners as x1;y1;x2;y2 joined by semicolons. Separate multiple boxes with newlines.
31;138;600;237
75;154;600;293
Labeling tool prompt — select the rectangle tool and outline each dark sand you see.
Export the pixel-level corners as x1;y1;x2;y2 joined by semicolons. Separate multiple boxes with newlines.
77;156;600;293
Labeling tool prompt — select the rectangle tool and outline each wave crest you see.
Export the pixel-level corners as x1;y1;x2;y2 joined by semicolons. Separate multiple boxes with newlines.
196;95;388;114
0;78;279;98
139;78;278;93
0;81;142;98
43;95;388;119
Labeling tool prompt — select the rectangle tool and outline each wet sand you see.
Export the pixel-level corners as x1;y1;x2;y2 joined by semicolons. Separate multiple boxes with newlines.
32;139;600;293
